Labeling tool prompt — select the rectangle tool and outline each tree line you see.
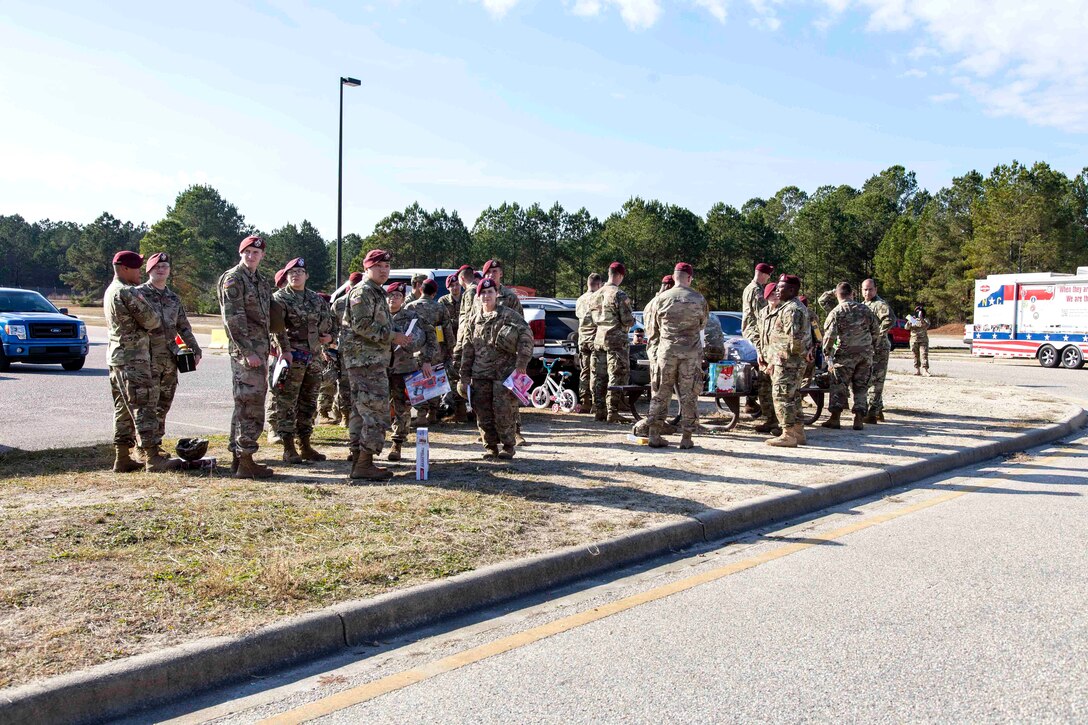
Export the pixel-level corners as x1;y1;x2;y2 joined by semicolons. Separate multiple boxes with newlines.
2;161;1086;322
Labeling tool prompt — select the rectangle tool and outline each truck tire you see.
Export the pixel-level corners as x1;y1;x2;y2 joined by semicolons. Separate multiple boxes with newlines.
62;357;86;371
1060;346;1084;370
1038;344;1059;368
0;348;9;372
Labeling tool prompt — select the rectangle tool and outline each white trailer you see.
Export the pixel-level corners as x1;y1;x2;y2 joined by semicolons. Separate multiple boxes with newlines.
970;268;1088;368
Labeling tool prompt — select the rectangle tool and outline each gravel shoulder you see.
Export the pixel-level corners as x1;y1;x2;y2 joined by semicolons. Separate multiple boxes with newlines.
0;371;1072;689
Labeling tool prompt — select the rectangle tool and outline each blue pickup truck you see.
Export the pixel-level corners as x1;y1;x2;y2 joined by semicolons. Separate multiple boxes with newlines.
0;288;89;371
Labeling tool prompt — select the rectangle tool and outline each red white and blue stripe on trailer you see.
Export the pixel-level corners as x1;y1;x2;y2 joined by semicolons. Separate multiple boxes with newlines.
972;331;1088;358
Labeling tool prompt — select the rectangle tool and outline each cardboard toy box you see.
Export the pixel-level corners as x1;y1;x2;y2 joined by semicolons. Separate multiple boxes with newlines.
416;427;430;481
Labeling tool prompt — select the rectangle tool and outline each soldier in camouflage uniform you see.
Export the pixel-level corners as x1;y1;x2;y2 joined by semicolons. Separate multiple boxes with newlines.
320;272;362;425
642;263;707;449
751;283;780;434
575;273;603;412
590;262;635;423
386;282;438;461
480;260;528;445
405;278;453;426
268;258;335;464
907;305;931;376
341;250;415;480
861;278;895;423
741;262;774;415
405;273;427;305
820;282;880;431
438;272;467;422
218;235;274;479
762;275;812;447
104;251;168;473
314;290;338;421
140;252;201;460
458;278;534;459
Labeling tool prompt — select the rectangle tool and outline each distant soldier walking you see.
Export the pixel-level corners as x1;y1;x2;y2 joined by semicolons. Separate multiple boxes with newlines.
763;275;812;447
218;235;274;479
268;258;335;464
642;262;708;449
105;250;167;473
590;262;634;423
907;305;931;376
861;278;895;423
140;252;201;458
820;282;880;431
575;273;603;412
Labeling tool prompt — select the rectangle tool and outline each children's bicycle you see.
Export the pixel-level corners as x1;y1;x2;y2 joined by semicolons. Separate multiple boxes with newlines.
530;357;578;412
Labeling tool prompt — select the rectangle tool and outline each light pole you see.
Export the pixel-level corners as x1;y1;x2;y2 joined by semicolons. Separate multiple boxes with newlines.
337;76;361;287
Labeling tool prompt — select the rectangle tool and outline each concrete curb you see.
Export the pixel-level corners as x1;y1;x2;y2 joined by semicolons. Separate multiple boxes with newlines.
3;406;1085;725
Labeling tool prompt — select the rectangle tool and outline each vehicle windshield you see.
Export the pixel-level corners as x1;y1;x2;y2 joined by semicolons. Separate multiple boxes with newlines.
712;313;742;336
0;290;59;314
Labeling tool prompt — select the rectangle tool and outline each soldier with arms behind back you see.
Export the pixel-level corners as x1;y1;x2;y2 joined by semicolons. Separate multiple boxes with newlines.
590;262;635;423
575;273;603;413
861;278;895;423
763;274;812;448
820;281;879;431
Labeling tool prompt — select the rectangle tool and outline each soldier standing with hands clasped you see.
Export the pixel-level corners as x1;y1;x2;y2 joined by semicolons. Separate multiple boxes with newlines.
140;252;201;458
820;282;879;431
105;250;169;473
742;262;774;416
762;274;812;448
575;273;603;413
861;278;895;424
217;235;274;479
642;262;708;450
268;257;335;464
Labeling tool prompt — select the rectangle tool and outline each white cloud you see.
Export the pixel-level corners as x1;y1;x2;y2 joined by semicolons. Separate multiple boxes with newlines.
928;92;959;103
476;0;522;17
820;0;1088;132
899;68;927;79
693;0;728;23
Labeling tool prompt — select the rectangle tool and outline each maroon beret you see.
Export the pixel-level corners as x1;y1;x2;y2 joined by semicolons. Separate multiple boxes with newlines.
363;249;391;268
384;282;405;296
446;274;458;287
477;278;497;291
283;257;305;273
763;282;778;300
112;250;143;269
145;252;169;272
661;274;674;286
274;268;288;288
609;261;627;276
755;262;774;274
674;262;693;276
348;272;363;285
239;235;265;253
481;259;501;275
457;264;474;276
421;279;438;295
779;274;801;288
798;294;810;307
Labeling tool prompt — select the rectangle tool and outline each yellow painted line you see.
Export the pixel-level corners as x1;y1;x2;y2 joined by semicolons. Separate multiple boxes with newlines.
263;447;1074;725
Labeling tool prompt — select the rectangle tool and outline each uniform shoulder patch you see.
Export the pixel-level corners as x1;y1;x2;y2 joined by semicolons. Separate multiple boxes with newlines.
223;276;238;289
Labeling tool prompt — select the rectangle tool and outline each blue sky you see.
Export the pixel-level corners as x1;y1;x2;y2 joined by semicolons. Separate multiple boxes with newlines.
2;0;1086;239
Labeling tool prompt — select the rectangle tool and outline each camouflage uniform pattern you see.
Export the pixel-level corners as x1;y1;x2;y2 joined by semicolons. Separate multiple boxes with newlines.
268;287;334;436
438;290;464;410
741;280;767;344
822;299;879;414
751;304;776;418
864;295;895;415
217;263;272;455
459;305;533;449
140;283;201;441
388;306;437;444
104;278;161;448
404;295;452;417
341;279;394;456
763;297;810;426
644;286;708;434
590;283;635;415
642;294;662;392
575;289;598;406
907;316;930;370
703;314;725;363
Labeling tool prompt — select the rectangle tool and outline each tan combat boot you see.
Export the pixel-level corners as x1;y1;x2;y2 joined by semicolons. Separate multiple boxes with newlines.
765;425;800;447
483;446;499;459
678;433;694;449
497;444;515;459
660;421;678;435
914;367;921;376
753;417;779;434
795;424;807;445
647;425;669;448
235;452;273;479
821;409;842;429
877;411;885;421
281;435;303;464
350;453;393;481
864;412;879;425
387;441;402;462
142;447;179;473
515;431;529;447
606;411;632;424
298;434;326;462
230;452;240;475
852;412;865;430
594;408;607;422
113;446;143;473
